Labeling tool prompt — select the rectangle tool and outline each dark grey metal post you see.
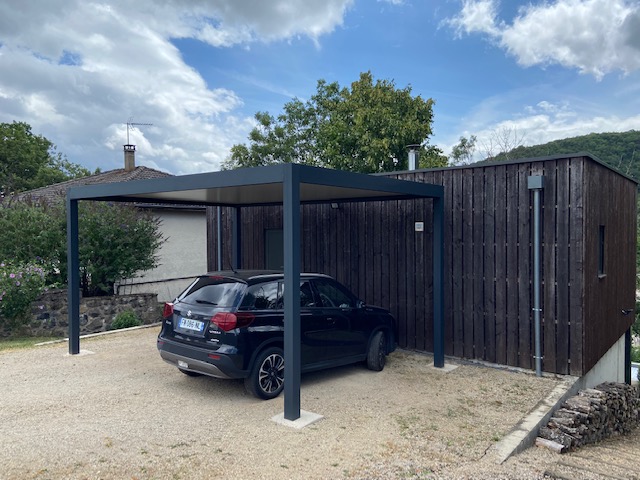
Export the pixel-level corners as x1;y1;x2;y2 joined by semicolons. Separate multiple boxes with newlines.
216;206;222;270
283;165;301;421
66;196;80;355
528;175;544;377
433;195;445;368
232;207;241;270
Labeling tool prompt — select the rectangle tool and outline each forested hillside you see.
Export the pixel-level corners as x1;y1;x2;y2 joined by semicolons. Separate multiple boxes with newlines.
490;130;640;181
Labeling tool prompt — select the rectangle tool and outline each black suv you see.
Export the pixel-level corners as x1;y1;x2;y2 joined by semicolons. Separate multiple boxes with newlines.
157;271;396;399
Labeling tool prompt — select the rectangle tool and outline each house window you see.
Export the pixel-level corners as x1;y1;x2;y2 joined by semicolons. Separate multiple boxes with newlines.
598;225;606;278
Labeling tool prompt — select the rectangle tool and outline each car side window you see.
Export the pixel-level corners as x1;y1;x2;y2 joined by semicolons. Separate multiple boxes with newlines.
275;280;319;309
300;280;317;308
241;281;280;310
313;278;355;308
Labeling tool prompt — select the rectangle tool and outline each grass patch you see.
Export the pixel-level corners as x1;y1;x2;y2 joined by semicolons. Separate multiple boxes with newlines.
0;336;62;352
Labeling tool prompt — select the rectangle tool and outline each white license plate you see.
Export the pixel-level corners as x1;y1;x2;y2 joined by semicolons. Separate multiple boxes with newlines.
178;317;204;332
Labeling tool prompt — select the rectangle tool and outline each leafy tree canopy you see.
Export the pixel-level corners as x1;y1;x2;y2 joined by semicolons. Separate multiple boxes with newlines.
0;121;92;196
225;72;447;173
450;135;477;165
0;198;164;297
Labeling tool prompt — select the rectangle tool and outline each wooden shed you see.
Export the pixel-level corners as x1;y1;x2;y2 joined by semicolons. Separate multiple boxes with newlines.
206;154;637;377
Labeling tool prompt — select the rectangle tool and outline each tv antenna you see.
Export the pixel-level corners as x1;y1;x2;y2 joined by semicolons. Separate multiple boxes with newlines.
126;117;153;144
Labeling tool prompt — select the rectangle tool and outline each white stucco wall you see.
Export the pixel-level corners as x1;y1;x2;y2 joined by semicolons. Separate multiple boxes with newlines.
576;334;627;390
116;208;207;302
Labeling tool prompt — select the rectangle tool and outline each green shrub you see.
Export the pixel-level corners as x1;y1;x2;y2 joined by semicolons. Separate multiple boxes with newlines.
0;198;164;297
0;261;46;328
110;310;141;330
632;345;640;363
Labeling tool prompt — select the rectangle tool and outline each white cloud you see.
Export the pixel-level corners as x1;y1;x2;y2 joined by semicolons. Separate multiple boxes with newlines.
446;0;640;79
0;0;353;174
447;0;501;37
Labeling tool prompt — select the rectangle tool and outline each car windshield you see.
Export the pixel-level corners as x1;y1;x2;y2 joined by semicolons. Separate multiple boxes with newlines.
177;277;246;308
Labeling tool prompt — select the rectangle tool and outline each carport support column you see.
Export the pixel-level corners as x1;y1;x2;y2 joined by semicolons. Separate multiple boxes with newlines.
283;165;301;421
433;195;445;368
232;207;241;270
66;196;80;355
216;206;223;270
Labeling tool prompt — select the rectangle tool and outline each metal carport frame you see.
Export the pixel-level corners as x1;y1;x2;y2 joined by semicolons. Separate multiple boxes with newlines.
66;163;444;421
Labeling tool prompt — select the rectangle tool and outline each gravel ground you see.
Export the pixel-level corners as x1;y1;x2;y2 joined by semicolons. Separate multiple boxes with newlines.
0;327;634;480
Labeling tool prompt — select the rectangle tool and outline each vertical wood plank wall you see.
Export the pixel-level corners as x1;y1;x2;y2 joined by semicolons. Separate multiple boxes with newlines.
582;161;637;373
206;155;636;376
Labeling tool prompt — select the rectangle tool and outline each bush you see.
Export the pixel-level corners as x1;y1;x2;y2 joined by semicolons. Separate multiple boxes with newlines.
633;301;640;338
110;310;142;330
0;198;164;297
632;345;640;363
0;262;46;328
78;202;164;296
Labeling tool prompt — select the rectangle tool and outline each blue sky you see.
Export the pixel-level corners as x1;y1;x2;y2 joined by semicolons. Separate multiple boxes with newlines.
1;0;639;175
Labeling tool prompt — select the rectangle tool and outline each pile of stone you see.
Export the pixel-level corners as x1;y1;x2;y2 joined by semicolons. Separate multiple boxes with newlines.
537;382;639;453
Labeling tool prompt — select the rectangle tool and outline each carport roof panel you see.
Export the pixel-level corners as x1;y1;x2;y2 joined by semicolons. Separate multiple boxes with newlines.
67;163;443;205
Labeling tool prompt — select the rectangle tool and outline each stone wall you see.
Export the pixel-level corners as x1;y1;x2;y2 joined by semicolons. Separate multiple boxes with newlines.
1;289;163;337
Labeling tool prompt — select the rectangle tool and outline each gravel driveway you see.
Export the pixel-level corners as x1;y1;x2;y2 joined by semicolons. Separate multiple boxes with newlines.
1;326;630;479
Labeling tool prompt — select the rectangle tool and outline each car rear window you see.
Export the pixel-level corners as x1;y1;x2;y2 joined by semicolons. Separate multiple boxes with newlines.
177;277;246;307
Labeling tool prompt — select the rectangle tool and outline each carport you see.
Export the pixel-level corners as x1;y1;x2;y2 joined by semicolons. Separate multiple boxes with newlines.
66;163;444;421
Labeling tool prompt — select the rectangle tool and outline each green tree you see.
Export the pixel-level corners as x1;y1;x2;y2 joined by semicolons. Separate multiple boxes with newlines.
77;202;164;296
0;121;91;195
225;72;447;173
0;198;164;296
450;135;477;165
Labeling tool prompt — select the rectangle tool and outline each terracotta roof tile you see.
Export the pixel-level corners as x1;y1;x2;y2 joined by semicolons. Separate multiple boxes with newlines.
12;166;172;203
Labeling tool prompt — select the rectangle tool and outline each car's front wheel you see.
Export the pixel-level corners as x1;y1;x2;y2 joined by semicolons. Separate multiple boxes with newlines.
366;331;386;371
245;347;285;399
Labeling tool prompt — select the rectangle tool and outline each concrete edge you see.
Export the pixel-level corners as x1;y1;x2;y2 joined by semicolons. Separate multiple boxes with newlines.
427;362;459;373
271;410;324;429
34;322;162;346
492;375;582;464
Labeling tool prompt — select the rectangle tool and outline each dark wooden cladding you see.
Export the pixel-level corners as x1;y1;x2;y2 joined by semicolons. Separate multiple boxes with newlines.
207;155;636;376
582;160;637;374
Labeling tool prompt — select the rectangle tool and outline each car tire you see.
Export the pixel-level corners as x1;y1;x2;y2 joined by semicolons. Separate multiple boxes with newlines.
245;347;285;400
366;331;386;371
179;368;202;377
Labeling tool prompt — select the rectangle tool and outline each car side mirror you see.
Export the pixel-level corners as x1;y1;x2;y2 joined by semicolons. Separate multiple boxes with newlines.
356;300;366;309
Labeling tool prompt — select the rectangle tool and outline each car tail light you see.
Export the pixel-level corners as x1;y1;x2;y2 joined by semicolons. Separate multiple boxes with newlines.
163;302;174;318
211;312;255;331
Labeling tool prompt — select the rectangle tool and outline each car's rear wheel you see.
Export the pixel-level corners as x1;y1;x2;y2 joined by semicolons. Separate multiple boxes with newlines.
366;331;386;371
178;368;202;377
245;347;285;399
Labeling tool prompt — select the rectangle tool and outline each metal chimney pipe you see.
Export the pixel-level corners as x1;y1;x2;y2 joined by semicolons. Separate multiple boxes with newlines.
406;144;420;171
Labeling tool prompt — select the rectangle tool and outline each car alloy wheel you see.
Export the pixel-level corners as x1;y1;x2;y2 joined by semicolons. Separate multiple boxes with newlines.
259;352;284;394
246;347;285;399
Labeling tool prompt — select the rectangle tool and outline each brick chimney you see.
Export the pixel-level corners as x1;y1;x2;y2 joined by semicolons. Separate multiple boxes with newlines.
124;144;136;171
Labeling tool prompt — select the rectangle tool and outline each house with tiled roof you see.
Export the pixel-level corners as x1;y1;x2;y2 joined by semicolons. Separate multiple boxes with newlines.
16;146;207;302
